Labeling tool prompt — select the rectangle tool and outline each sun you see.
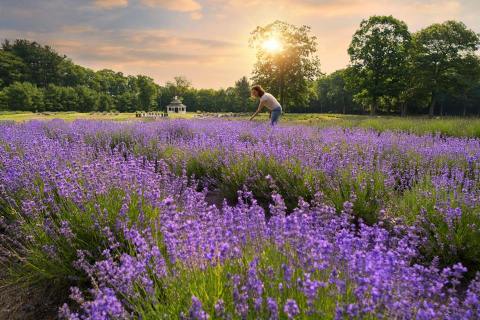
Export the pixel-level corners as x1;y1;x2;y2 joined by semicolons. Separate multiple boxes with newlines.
262;37;283;53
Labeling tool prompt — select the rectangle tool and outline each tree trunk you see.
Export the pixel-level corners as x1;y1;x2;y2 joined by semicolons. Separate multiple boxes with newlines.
279;63;286;111
440;102;444;117
429;93;435;117
400;102;407;117
371;97;377;116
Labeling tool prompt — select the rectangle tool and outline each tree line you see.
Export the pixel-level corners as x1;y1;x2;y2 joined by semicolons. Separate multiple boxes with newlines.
1;16;479;116
0;39;256;113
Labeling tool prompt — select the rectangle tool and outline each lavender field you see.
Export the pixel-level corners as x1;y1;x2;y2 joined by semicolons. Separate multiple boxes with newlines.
1;119;480;319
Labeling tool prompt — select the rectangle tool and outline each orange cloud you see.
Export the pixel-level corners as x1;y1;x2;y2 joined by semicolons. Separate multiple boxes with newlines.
92;0;203;19
93;0;128;9
219;0;461;18
140;0;202;12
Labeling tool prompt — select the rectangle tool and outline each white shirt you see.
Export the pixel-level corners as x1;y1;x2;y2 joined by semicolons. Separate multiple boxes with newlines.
260;93;281;110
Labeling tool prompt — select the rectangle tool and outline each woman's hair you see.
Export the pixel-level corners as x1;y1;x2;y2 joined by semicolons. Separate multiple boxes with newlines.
251;85;265;97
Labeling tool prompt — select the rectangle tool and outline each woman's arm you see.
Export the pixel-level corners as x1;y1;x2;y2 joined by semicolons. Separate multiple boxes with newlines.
249;101;264;121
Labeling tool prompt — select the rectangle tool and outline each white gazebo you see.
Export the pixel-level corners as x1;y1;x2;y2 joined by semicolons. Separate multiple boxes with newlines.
166;96;187;114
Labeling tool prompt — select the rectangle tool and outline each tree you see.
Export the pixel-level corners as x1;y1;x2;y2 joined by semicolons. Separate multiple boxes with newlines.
195;89;217;112
0;82;44;111
234;76;254;112
44;84;78;112
96;69;128;97
166;76;192;97
75;85;100;112
250;20;320;111
413;21;480;116
453;54;480;116
348;15;412;115
98;93;114;112
116;91;138;112
327;70;349;114
0;50;27;88
136;75;158;111
470;80;480;116
2;39;65;88
315;69;358;114
58;59;98;89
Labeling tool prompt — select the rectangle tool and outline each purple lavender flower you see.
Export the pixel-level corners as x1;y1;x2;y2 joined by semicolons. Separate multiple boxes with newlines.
283;299;300;319
267;297;279;320
214;299;225;318
59;220;74;239
189;296;209;320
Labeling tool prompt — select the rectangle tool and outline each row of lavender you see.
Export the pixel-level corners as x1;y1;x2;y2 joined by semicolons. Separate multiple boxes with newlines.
0;119;479;319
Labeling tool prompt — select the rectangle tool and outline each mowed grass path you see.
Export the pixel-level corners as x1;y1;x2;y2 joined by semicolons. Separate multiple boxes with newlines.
2;111;480;137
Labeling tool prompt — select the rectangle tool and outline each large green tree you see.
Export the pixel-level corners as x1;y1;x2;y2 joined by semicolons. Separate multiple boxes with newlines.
166;76;192;97
0;50;27;88
250;20;320;110
348;15;411;115
234;76;254;112
96;69;128;97
413;21;480;116
315;69;359;114
0;82;44;111
2;39;65;88
44;84;78;112
75;85;100;113
136;75;158;111
58;59;98;89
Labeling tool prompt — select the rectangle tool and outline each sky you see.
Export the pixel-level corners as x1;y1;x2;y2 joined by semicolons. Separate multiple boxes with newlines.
0;0;479;88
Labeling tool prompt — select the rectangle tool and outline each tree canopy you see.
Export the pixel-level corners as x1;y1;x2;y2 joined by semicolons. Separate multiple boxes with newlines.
250;20;321;111
347;16;412;115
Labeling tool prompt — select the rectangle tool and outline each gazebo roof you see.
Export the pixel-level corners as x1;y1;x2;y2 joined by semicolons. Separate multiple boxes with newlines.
167;96;186;107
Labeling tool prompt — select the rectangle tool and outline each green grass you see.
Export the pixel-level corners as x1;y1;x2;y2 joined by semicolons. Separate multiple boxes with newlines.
249;113;480;138
0;111;196;122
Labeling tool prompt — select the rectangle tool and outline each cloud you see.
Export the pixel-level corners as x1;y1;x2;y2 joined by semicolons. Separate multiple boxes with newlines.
190;11;203;20
1;0;477;88
93;0;128;9
140;0;201;12
91;0;203;19
0;26;240;68
61;25;97;34
219;0;461;18
118;29;239;49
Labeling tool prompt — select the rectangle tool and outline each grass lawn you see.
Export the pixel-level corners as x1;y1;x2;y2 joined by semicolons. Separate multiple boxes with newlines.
0;111;196;122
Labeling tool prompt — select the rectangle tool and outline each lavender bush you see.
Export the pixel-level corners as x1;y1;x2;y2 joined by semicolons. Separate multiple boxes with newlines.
1;119;479;319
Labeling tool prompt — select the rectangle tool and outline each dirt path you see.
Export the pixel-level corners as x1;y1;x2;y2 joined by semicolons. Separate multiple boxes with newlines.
0;283;58;320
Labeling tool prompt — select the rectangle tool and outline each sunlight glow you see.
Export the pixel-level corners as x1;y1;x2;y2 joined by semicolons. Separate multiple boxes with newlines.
262;37;283;53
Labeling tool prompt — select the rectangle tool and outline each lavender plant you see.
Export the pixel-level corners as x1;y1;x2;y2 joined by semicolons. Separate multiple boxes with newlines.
1;119;480;319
